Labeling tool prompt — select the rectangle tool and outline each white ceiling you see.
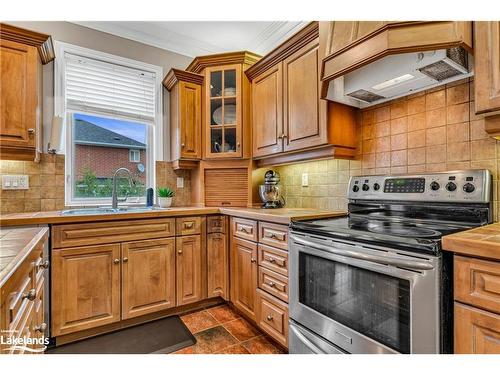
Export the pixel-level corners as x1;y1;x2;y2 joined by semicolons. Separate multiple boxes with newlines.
73;21;309;58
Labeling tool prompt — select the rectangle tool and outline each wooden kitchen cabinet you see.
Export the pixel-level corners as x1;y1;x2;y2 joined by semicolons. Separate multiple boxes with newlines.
0;23;54;161
121;238;176;319
230;237;258;321
163;69;203;169
176;235;203;306
51;244;121;336
207;232;228;299
455;303;500;354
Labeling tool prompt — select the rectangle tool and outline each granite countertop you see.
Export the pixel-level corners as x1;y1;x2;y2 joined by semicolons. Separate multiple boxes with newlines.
0;226;49;287
0;206;346;226
442;222;500;261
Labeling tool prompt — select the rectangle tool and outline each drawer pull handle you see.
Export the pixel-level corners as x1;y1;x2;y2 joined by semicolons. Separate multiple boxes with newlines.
28;128;35;134
268;281;276;288
22;289;36;301
251;258;256;263
35;323;47;333
123;257;129;263
267;257;276;263
37;259;50;270
184;222;194;229
240;227;248;233
266;315;273;321
113;258;120;264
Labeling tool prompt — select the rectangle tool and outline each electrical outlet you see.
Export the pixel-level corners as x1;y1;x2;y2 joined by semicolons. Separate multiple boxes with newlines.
302;173;309;187
177;177;184;188
1;175;29;190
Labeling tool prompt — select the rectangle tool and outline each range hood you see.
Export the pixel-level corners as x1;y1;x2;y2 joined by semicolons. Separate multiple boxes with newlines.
326;47;473;108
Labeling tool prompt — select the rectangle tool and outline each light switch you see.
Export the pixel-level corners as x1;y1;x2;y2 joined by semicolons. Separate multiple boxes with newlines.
177;177;184;188
302;173;309;187
1;175;29;190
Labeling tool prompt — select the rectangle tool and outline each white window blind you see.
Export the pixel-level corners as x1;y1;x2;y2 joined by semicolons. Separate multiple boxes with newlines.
64;52;156;122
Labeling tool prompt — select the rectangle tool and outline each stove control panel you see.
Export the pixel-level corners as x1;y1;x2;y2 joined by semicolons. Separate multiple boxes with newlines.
348;170;491;203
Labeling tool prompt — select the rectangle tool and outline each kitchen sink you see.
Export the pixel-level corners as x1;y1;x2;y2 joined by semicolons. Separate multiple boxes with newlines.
61;206;170;216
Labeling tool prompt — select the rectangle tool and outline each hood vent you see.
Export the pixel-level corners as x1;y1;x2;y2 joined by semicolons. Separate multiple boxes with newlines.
418;47;468;81
347;89;385;103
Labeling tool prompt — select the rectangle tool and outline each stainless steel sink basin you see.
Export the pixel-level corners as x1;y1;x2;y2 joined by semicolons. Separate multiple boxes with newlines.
61;206;170;216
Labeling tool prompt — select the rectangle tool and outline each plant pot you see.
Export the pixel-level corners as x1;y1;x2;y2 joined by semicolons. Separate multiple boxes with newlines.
158;197;172;208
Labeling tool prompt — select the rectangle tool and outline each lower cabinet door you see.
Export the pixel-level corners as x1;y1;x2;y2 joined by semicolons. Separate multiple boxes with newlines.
256;289;289;348
121;238;176;319
176;235;202;306
51;244;121;336
230;237;258;321
455;302;500;354
207;232;228;299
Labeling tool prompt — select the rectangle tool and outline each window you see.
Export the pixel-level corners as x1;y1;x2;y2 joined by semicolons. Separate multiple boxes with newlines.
55;42;163;206
129;149;140;163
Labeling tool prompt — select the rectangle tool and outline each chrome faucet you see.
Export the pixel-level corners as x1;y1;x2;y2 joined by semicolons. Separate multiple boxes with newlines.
111;167;134;209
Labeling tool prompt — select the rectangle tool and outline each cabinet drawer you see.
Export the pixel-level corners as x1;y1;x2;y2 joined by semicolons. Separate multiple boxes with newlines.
455;256;500;314
7;274;34;330
258;244;288;276
52;218;175;248
176;216;202;236
207;215;226;233
455;302;500;354
256;289;288;348
258;222;289;250
232;217;258;242
258;266;288;302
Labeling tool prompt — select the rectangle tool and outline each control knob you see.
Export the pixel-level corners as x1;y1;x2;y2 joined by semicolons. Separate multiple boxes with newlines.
463;183;475;193
430;181;440;191
373;183;380;191
446;182;457;192
352;185;360;192
362;184;370;191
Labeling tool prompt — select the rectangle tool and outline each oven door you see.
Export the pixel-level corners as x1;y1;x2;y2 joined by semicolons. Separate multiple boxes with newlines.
289;232;440;354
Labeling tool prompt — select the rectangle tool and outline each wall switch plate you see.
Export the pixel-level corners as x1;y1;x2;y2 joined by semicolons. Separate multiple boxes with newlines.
2;175;29;190
302;173;309;187
177;177;184;188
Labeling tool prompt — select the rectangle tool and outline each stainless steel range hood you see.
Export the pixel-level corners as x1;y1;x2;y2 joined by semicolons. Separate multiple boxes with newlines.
326;47;474;108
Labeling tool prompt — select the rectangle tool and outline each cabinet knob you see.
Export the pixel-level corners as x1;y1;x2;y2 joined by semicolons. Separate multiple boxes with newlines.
268;281;276;288
113;258;120;264
35;322;47;333
178;250;183;255
22;289;36;301
123;257;129;263
237;142;240;148
28;128;35;134
181;143;185;148
184;222;194;229
266;315;273;321
282;134;287;139
251;258;256;263
37;259;50;270
267;257;276;263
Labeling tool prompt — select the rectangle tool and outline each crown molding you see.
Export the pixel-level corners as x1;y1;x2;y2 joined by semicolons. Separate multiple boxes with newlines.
245;21;318;80
0;23;55;64
186;51;261;73
163;68;204;90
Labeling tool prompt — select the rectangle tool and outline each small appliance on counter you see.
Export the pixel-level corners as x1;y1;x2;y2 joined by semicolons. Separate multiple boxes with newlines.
259;170;285;209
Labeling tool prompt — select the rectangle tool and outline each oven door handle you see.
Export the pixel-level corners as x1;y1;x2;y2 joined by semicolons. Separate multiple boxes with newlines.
290;235;434;271
289;324;327;354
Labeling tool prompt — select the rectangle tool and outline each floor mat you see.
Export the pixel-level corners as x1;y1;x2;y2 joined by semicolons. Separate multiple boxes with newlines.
47;315;196;354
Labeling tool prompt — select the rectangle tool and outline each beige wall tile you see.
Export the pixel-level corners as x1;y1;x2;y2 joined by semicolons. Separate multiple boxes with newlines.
391;150;407;166
374;106;390;123
391;117;408;135
375;136;391;152
447;122;470;143
390;101;408;119
426;90;446;110
426;145;446;164
446;83;469;106
447;142;471;162
408;148;426;165
391;133;407;150
408;130;426;148
407;112;426;132
471;138;497;160
407;96;426;115
426;126;447;146
447;103;469;124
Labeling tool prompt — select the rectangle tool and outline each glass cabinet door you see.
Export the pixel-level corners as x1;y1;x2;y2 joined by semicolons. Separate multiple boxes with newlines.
207;65;241;157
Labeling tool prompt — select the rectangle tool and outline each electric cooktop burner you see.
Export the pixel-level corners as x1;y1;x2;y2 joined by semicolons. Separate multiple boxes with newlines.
365;222;440;238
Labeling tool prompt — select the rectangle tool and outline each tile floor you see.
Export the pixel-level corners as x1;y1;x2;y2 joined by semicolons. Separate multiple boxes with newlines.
173;304;285;354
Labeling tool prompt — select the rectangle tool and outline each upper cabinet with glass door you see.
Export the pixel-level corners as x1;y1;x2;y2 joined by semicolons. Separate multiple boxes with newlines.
186;51;260;159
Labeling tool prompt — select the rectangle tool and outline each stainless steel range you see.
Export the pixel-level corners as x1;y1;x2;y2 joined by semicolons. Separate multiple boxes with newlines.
289;170;492;354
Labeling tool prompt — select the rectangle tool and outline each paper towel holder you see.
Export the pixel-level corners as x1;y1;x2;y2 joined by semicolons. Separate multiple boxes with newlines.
48;115;64;154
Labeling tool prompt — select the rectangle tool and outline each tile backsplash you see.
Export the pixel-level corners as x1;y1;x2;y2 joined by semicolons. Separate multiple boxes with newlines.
277;79;500;221
0;156;191;214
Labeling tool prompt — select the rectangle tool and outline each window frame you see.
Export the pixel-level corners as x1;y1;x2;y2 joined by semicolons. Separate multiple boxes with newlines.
129;149;141;163
54;42;163;206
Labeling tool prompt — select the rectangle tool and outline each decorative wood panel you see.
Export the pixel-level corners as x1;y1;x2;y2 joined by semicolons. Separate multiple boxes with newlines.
207;215;226;233
51;244;121;336
121;238;176;319
207;232;228;299
204;168;248;207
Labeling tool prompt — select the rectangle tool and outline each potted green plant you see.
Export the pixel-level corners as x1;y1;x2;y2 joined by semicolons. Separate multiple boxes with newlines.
157;187;175;208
